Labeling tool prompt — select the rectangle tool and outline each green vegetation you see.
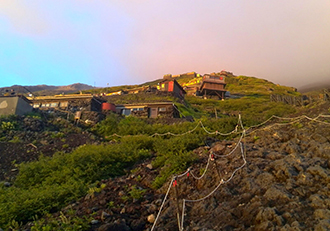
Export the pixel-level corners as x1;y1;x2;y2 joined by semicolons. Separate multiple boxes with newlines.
1;121;16;131
184;95;296;123
0;74;304;229
0;136;153;227
105;92;176;105
82;84;140;94
29;212;92;231
225;75;300;96
128;185;147;200
26;112;42;119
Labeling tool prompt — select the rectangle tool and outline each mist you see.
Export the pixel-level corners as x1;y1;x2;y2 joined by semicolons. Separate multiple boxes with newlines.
0;0;329;89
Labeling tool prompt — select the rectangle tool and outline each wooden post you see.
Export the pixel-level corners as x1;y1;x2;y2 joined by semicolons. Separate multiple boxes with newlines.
174;178;181;230
213;160;221;180
214;108;218;119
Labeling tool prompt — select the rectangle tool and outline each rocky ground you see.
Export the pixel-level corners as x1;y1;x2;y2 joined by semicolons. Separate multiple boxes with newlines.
26;111;330;231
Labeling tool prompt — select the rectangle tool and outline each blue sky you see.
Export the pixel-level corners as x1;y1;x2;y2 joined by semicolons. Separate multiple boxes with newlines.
0;0;329;89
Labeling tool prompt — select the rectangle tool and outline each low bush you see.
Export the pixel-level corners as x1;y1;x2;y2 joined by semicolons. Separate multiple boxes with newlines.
0;136;154;228
1;121;17;131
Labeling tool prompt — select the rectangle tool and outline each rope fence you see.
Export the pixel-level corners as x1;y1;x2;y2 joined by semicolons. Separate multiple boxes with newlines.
150;113;330;230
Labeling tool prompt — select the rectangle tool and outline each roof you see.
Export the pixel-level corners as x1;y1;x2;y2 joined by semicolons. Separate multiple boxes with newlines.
115;102;174;108
27;94;94;101
0;95;32;104
159;79;186;93
202;74;226;84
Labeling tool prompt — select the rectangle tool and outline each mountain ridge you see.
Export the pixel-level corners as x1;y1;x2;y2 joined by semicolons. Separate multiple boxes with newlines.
0;83;95;95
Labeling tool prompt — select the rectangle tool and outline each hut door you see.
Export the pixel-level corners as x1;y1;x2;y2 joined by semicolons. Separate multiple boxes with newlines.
168;81;174;92
149;108;157;118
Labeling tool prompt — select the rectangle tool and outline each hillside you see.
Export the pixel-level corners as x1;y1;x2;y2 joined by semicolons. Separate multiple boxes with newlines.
1;100;329;230
94;72;299;98
0;83;94;96
34;111;330;230
0;73;329;230
298;80;330;93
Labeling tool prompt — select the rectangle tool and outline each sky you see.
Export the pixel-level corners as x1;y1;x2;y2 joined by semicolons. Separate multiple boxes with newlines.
0;0;329;89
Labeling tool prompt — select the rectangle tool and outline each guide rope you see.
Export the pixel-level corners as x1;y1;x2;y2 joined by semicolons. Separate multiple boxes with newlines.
151;177;175;231
180;143;246;230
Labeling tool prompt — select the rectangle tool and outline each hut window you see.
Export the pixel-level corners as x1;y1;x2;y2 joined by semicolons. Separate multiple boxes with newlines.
50;102;58;107
132;108;144;111
60;102;68;107
33;104;40;108
159;107;166;112
122;109;131;116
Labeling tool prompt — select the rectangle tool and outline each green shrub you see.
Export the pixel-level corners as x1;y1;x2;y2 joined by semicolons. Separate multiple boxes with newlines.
129;185;146;200
117;116;152;135
9;136;21;143
51;132;65;138
26;112;42;119
1;121;16;131
92;113;121;136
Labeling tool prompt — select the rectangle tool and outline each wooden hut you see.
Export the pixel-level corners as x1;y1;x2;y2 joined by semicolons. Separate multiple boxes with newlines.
199;74;227;100
28;94;103;112
158;79;186;100
116;102;180;118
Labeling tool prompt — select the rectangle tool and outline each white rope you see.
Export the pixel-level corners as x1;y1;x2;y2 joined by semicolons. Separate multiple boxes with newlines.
247;115;302;131
150;135;246;230
106;113;330;139
151;168;195;231
180;199;186;231
215;125;239;136
150;113;330;230
238;114;244;130
185;131;244;181
151;177;175;231
246;117;305;134
153;122;201;137
189;154;212;180
176;168;191;178
246;114;330;135
212;133;244;158
200;118;241;136
223;143;246;184
184;143;245;203
109;117;242;138
303;115;330;125
180;142;246;230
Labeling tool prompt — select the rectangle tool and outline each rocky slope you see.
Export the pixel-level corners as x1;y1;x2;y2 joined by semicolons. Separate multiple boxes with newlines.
30;110;330;231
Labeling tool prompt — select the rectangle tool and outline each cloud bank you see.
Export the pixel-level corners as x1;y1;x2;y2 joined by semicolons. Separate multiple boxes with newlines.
0;0;329;89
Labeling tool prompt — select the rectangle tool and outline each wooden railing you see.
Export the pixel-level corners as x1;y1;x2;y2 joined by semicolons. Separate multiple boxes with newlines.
270;90;330;106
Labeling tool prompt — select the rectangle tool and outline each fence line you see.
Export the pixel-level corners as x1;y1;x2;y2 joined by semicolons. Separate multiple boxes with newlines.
151;113;330;231
270;92;330;106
